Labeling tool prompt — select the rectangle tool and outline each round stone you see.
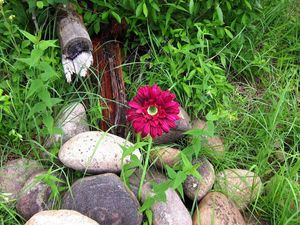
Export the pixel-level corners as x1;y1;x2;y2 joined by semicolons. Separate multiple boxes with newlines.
16;170;61;220
24;210;100;225
183;157;215;201
0;159;43;201
58;131;141;174
192;192;246;225
44;102;89;148
151;147;181;169
153;107;191;144
61;173;142;225
142;182;192;225
215;169;263;209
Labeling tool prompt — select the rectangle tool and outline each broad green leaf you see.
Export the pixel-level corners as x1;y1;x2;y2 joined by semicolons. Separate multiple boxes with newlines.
94;20;100;34
28;102;47;118
36;1;44;9
189;0;194;15
215;5;224;24
143;3;148;17
111;11;121;23
38;40;57;50
136;2;143;17
224;28;233;39
18;29;38;43
27;79;44;97
43;114;54;134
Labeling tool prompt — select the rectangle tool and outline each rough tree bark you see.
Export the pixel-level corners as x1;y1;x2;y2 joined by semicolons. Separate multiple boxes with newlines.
92;20;127;137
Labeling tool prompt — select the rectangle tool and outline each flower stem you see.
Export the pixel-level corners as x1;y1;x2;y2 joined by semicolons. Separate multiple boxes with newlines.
138;136;152;200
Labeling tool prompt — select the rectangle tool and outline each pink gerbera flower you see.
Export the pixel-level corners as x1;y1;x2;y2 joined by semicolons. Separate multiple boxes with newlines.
127;85;180;138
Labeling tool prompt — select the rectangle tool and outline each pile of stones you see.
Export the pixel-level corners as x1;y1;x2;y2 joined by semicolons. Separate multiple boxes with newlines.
0;102;265;225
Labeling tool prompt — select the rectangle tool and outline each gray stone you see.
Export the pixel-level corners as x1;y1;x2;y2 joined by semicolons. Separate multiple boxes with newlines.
192;192;246;225
153;107;191;144
183;157;215;201
0;159;43;201
61;173;142;225
151;147;181;169
58;131;141;174
44;102;89;148
16;170;61;220
24;210;100;225
215;169;263;209
129;168;167;197
142;182;192;225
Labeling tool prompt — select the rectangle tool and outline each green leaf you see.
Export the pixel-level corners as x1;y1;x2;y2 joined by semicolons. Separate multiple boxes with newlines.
136;2;143;17
145;209;153;225
143;3;148;17
165;165;177;179
189;0;194;15
27;79;44;97
244;0;252;10
182;83;191;97
18;29;38;43
36;1;44;9
224;28;233;39
38;40;57;50
111;11;121;23
94;20;100;34
43;114;54;134
215;4;224;24
28;102;47;118
172;171;186;189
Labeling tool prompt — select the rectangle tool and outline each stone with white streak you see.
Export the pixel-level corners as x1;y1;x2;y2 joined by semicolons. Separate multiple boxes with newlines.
59;131;141;174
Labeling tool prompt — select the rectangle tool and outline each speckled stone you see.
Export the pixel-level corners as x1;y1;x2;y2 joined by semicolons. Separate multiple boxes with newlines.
24;210;100;225
142;182;192;225
0;159;43;201
153;107;191;144
44;102;89;148
215;169;263;209
61;173;142;225
183;157;215;201
16;170;61;220
58;131;141;174
192;192;246;225
151;147;181;169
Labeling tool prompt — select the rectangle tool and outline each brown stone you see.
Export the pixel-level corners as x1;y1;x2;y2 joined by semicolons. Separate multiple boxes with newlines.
192;192;246;225
151;147;181;168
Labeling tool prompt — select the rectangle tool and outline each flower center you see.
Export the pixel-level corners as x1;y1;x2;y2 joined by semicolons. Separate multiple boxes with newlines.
147;105;158;116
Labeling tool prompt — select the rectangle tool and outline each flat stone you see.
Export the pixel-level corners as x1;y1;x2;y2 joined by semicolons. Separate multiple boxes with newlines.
142;182;192;225
0;159;43;201
151;147;181;169
61;173;142;225
192;192;246;225
183;157;215;201
58;131;141;174
16;170;61;220
45;102;89;148
153;107;191;144
215;169;263;209
24;210;100;225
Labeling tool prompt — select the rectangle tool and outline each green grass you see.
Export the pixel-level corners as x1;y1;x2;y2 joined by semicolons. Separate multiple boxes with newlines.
0;0;299;224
